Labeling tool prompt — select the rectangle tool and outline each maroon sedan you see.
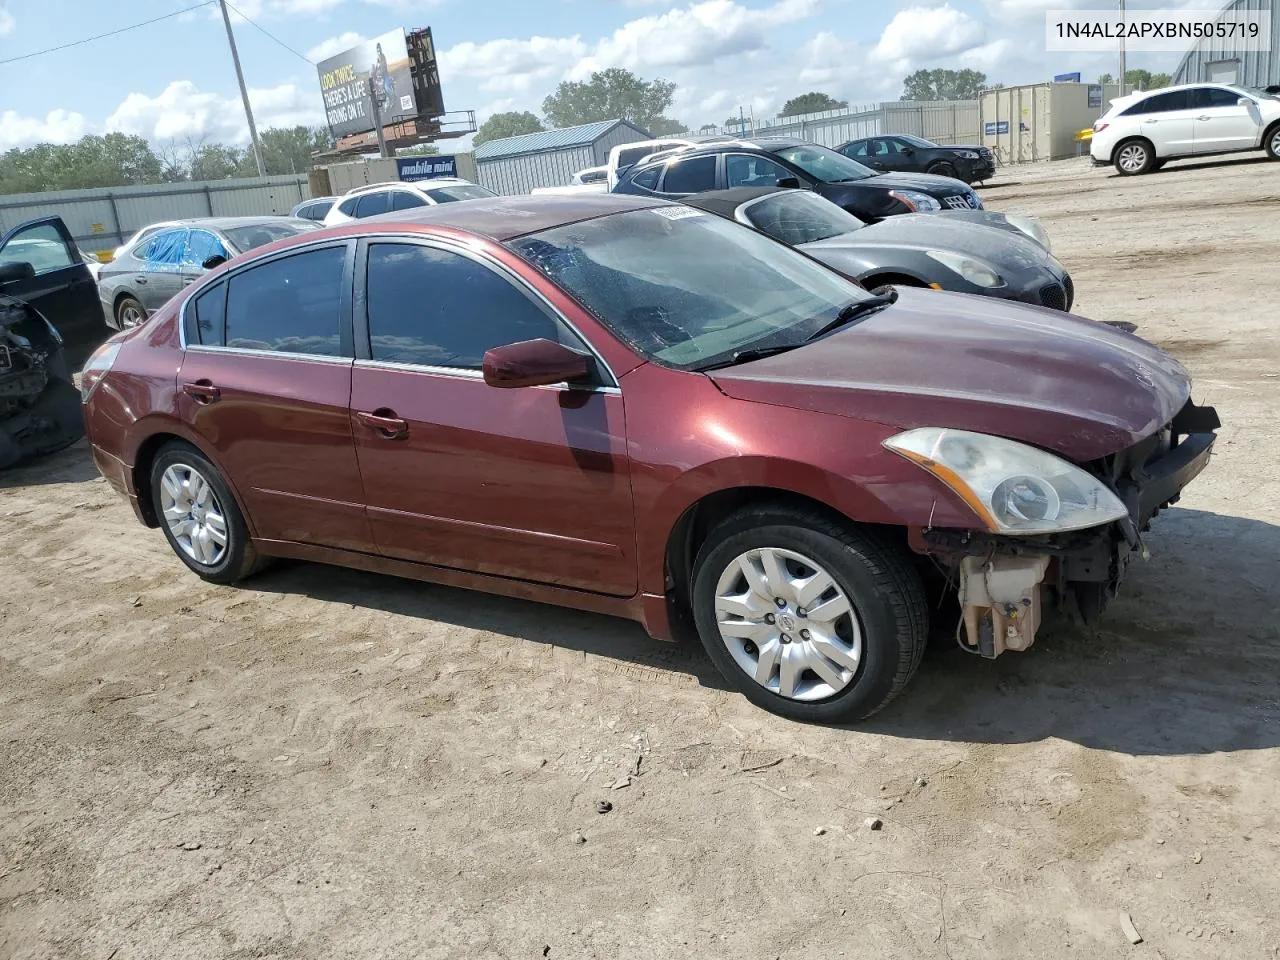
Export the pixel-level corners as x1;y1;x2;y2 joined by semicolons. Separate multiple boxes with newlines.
80;194;1218;722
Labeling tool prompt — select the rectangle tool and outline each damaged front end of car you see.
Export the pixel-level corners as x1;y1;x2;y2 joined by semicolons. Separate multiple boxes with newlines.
893;397;1220;658
0;294;84;470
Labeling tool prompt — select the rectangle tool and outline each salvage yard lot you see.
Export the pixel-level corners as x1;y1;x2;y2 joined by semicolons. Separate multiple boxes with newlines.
3;155;1279;959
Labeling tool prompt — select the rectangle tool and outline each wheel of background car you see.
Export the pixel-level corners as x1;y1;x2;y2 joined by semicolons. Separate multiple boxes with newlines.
1266;124;1280;161
149;441;266;585
1114;139;1154;176
115;296;146;329
928;161;957;179
690;503;927;723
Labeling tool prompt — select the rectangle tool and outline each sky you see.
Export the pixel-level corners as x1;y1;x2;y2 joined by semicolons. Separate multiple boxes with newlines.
0;0;1194;152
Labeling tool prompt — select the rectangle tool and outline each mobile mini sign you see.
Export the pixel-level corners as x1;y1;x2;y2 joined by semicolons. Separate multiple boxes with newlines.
397;156;458;181
317;29;419;138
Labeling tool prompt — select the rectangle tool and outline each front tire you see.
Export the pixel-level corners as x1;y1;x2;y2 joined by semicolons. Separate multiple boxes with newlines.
691;505;928;723
1114;139;1154;175
927;161;957;179
1265;123;1280;161
149;442;264;584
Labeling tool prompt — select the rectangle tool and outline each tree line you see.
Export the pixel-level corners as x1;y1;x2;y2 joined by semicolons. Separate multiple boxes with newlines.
474;68;996;147
3;67;1001;194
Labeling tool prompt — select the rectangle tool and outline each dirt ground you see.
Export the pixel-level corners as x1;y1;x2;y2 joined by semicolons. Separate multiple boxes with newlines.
3;153;1279;960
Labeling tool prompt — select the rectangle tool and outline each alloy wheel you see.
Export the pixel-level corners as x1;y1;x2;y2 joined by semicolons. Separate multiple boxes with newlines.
1117;144;1147;172
713;547;862;702
159;462;228;566
119;303;145;328
1271;128;1280;156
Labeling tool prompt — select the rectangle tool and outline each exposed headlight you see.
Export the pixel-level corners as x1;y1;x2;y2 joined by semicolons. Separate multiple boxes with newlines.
954;150;980;159
926;250;1004;288
883;427;1129;535
888;189;941;212
1003;213;1052;251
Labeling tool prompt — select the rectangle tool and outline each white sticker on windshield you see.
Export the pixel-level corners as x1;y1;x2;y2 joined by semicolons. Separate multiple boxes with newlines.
650;206;705;220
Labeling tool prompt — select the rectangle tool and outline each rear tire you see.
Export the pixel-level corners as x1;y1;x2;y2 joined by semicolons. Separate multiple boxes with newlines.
690;504;928;723
1113;139;1154;175
927;161;957;179
115;296;146;329
149;441;266;585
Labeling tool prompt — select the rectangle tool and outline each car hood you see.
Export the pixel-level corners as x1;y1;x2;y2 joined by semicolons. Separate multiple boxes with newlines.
801;215;1055;270
858;170;972;193
709;288;1189;462
944;144;988;153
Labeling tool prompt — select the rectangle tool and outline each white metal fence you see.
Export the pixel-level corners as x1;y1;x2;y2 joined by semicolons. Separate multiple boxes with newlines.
714;100;982;149
0;174;311;258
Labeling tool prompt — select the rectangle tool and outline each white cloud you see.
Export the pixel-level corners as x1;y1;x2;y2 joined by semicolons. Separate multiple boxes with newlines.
275;0;344;12
871;4;984;63
105;81;323;144
440;36;588;95
306;31;367;62
958;38;1013;71
0;9;14;36
571;0;819;78
0;109;90;151
984;0;1090;18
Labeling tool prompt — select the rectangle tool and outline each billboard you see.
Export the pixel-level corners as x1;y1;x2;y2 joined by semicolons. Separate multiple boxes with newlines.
407;27;446;119
397;155;458;181
317;29;419;138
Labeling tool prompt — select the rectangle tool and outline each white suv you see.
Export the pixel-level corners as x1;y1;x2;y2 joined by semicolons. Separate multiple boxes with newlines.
322;178;497;226
1091;83;1280;175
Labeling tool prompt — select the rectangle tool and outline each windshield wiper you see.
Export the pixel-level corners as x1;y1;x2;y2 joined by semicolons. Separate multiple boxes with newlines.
804;292;896;342
696;343;805;371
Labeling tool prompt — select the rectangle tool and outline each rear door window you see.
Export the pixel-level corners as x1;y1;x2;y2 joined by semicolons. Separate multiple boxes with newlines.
354;192;391;219
660;155;717;194
141;229;189;266
224;246;347;356
391;191;428;211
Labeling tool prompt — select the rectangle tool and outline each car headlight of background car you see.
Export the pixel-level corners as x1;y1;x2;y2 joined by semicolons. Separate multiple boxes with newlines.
1002;214;1052;252
954;150;980;160
926;250;1005;288
889;189;942;212
883;427;1129;535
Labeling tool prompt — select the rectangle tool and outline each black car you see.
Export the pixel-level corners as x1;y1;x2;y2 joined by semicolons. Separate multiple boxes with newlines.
611;137;983;221
684;187;1075;310
0;215;110;366
837;134;996;184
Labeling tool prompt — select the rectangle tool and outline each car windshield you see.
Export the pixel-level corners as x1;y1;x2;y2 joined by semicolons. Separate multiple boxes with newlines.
772;143;876;182
507;206;872;371
425;184;496;203
741;191;865;245
222;220;321;253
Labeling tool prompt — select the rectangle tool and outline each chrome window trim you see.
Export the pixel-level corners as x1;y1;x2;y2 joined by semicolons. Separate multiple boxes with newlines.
178;237;355;351
185;344;351;364
353;357;621;395
357;231;621;389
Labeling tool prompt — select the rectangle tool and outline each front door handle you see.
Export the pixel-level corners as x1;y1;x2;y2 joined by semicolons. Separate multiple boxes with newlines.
135;275;148;284
182;379;220;404
183;277;196;286
356;409;409;439
1196;115;1211;121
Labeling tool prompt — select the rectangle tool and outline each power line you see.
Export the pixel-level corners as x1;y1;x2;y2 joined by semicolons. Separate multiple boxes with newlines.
0;2;215;67
225;0;315;65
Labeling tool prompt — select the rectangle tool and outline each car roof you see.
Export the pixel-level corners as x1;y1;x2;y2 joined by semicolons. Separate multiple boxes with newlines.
322;193;670;243
343;178;473;197
141;216;298;232
632;136;808;167
681;187;790;219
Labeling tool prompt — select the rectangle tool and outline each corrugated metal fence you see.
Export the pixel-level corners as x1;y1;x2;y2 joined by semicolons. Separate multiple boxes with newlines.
730;100;982;148
0;174;311;258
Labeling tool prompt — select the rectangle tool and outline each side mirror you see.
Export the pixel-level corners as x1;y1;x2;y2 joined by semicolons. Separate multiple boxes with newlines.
901;147;915;156
776;176;801;189
482;338;592;389
0;261;36;285
202;255;228;270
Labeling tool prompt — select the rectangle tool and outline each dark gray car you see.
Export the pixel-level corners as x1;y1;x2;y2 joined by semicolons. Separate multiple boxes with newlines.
98;216;321;330
684;187;1076;311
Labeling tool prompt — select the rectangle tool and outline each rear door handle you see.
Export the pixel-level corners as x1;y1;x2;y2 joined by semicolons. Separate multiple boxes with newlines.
183;277;196;286
1196;115;1211;120
355;409;409;439
182;380;220;404
135;275;148;284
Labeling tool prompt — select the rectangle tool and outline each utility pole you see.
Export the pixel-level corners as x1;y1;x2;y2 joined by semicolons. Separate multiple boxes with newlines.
369;78;389;158
1117;0;1126;98
218;0;266;177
